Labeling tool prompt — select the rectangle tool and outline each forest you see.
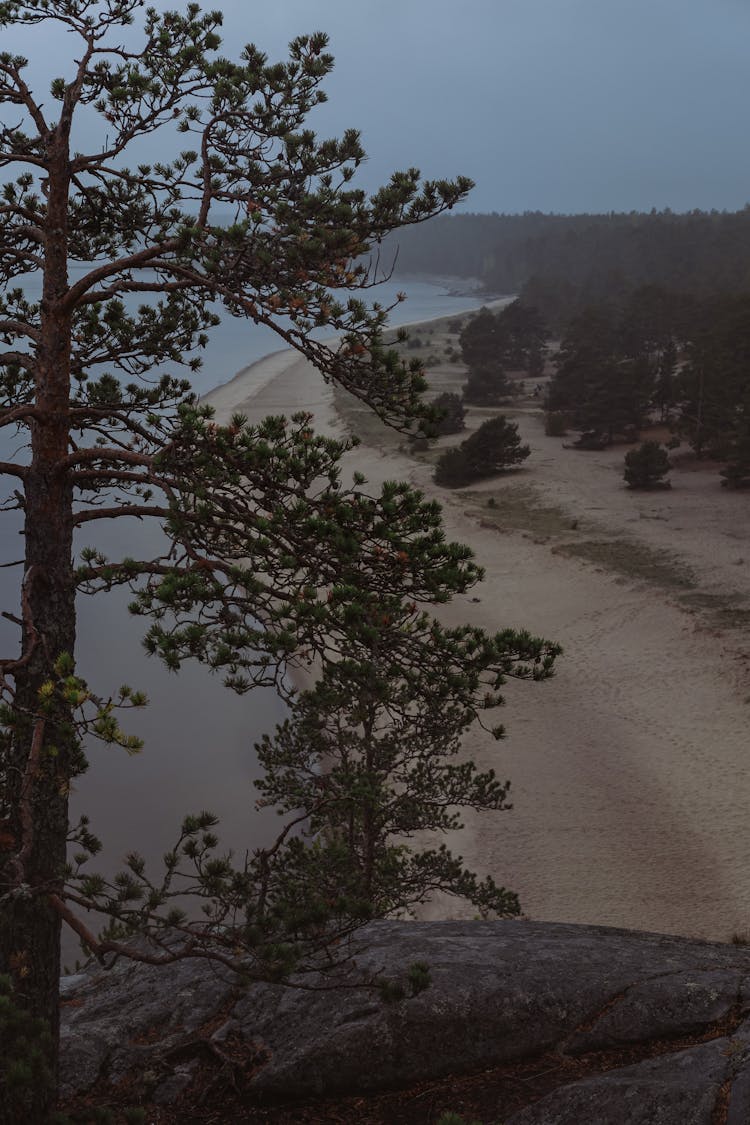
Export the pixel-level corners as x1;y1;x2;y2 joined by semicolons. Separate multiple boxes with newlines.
411;290;750;491
384;208;750;489
385;207;750;328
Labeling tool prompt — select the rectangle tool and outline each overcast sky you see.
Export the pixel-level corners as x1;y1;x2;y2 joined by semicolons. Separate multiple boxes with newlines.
8;0;750;214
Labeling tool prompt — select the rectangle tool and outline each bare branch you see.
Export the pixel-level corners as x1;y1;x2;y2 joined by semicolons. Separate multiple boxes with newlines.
62;240;181;310
59;447;152;472
74;504;170;526
50;892;240;973
0;461;27;479
0;246;44;270
71;468;157;488
0;319;40;343
0;350;34;372
0;56;49;135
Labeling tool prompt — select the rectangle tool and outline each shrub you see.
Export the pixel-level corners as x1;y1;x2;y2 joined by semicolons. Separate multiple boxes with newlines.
464;363;511;405
544;411;567;437
434;416;530;487
434;446;473;487
428;392;466;436
623;441;671;489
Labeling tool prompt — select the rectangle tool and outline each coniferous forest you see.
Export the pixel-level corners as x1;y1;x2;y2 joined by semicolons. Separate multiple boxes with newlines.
386;207;750;327
387;209;750;486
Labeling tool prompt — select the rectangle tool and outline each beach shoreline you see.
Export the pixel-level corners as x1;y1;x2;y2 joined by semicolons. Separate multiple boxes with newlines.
201;293;513;422
203;302;750;943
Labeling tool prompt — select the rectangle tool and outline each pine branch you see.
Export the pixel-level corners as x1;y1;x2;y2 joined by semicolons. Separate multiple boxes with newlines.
73;504;169;526
0;319;39;342
0;350;34;371
0;459;26;478
0;54;49;135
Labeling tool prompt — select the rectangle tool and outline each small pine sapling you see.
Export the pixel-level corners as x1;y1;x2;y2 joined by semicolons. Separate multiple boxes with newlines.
623;441;672;490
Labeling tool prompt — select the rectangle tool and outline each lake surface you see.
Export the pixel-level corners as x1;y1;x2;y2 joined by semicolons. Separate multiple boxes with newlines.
0;273;490;957
74;279;489;868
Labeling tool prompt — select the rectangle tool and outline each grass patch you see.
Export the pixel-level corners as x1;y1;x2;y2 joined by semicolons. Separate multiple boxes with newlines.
461;483;579;539
679;592;736;610
467;504;748;629
710;605;750;631
677;591;750;630
556;538;695;590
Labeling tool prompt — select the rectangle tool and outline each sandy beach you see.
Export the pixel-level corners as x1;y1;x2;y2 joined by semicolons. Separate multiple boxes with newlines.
203;311;750;943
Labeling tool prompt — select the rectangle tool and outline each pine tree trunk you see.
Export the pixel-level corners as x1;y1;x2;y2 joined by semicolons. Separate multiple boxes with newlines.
0;133;75;1121
0;467;76;1122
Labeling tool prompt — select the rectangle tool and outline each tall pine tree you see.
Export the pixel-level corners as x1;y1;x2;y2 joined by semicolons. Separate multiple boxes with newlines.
0;3;557;1116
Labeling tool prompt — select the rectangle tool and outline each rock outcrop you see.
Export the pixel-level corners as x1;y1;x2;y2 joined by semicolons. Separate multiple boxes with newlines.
60;920;750;1122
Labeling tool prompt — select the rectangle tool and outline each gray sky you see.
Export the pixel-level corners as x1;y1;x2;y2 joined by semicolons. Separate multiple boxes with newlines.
9;0;750;213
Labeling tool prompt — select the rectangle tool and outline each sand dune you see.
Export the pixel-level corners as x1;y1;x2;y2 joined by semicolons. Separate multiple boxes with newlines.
203;323;750;942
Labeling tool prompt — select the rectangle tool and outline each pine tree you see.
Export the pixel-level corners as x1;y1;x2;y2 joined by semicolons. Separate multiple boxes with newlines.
460;302;547;404
0;4;557;1117
676;296;750;460
720;399;750;488
653;338;678;422
427;391;466;436
434;416;530;487
464;361;511;404
493;300;547;372
252;612;557;926
460;307;510;403
548;304;620;420
549;304;654;440
623;441;671;490
459;307;502;370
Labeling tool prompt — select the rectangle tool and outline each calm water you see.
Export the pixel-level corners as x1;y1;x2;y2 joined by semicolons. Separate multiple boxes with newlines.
73;278;487;869
0;274;488;956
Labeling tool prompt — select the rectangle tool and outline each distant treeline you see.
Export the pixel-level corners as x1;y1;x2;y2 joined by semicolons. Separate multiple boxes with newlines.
383;209;750;328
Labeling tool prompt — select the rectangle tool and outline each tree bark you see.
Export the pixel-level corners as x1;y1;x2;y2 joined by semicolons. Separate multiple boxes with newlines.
0;132;75;1122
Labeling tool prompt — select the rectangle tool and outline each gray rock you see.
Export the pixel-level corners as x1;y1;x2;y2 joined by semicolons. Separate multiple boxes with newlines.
60;953;237;1096
563;968;747;1053
727;1055;750;1125
506;1032;750;1125
59;919;750;1121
